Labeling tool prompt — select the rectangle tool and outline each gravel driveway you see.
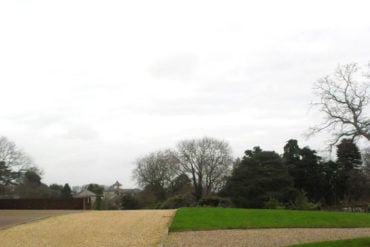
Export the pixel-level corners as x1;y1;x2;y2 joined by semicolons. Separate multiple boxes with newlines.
0;210;175;247
165;228;370;247
0;210;79;229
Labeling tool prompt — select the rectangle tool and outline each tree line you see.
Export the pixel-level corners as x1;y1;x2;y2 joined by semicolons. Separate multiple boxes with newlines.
131;137;370;209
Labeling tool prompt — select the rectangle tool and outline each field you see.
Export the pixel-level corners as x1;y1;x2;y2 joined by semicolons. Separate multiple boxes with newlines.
170;207;370;231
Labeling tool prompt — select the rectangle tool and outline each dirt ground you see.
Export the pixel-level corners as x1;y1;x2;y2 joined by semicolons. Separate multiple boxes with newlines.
0;210;79;229
0;210;175;247
165;228;370;247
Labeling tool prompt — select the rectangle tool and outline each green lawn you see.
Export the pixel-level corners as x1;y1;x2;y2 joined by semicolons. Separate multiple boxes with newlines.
288;237;370;247
169;207;370;232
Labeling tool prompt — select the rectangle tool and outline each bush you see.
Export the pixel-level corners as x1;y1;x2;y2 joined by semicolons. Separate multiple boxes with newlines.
292;191;319;210
121;194;141;210
198;196;233;207
93;196;102;210
264;197;284;209
159;194;195;209
101;196;120;210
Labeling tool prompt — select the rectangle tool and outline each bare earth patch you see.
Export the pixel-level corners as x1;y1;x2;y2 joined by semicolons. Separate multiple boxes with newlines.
165;228;370;247
0;210;175;247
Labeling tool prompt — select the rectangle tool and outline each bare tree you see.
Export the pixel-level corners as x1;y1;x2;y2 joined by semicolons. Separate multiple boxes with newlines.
133;149;180;200
0;136;36;197
0;136;33;171
176;137;233;200
309;63;370;148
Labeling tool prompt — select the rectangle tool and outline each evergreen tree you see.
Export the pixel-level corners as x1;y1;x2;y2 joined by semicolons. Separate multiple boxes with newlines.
336;139;365;204
49;184;63;198
336;139;362;171
321;160;340;205
225;147;294;208
283;140;325;203
61;183;72;198
283;139;301;163
16;170;53;198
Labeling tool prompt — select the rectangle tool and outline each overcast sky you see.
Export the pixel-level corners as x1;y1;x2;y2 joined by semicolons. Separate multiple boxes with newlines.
1;0;370;188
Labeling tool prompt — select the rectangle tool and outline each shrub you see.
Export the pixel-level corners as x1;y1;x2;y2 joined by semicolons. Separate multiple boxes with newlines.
159;194;195;209
101;196;120;210
93;196;102;210
121;194;141;210
292;191;319;210
264;197;284;209
198;196;233;207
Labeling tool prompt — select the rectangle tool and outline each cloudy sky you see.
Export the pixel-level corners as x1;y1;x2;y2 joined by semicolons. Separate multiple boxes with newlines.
1;0;370;188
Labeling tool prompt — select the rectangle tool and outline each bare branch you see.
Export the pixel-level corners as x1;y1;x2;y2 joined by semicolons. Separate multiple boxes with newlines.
309;63;370;146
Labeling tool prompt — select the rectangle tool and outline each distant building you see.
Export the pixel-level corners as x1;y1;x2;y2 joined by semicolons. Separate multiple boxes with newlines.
73;189;97;209
103;181;141;198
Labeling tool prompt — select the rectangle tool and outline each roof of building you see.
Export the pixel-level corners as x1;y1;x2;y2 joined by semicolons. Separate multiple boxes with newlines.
113;181;122;187
73;189;96;198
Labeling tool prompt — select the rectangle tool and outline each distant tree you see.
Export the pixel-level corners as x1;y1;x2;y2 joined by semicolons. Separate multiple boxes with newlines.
309;63;370;148
49;183;63;191
283;140;302;191
169;173;193;196
135;185;160;209
336;139;367;204
320;140;365;206
177;137;233;201
225;147;294;208
283;140;325;202
61;183;72;198
86;183;105;210
23;170;42;186
0;136;36;197
0;136;33;171
336;139;362;171
0;161;18;196
87;183;104;196
133;149;180;201
299;147;325;202
16;170;52;198
121;194;140;210
321;160;340;205
283;139;301;163
49;184;63;198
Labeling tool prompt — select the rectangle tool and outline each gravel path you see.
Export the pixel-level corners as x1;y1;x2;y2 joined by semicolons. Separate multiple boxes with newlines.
0;210;175;247
165;228;370;247
0;210;79;229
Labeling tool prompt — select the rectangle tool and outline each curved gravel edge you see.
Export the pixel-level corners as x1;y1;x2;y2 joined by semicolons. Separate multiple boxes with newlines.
158;210;177;247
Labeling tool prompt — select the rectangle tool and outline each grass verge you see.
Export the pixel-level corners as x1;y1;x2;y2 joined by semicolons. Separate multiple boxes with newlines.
288;237;370;247
169;207;370;232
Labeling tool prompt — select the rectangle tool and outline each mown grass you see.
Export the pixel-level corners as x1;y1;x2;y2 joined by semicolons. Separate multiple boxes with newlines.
169;207;370;232
289;237;370;247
